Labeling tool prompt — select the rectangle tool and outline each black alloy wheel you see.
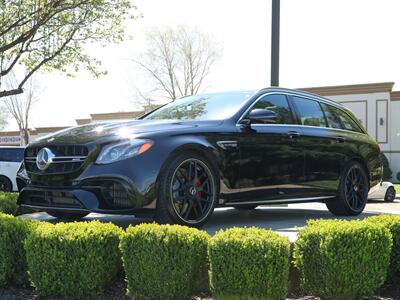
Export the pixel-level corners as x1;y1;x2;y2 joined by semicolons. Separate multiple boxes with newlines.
326;161;368;216
384;186;396;202
0;176;12;192
156;153;218;227
344;165;368;211
171;158;216;224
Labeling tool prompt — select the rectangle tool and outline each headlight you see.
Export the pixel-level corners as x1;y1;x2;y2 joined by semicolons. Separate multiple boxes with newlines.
96;139;154;164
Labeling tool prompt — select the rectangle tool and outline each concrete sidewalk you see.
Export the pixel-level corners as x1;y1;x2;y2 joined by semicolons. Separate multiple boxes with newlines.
20;200;400;242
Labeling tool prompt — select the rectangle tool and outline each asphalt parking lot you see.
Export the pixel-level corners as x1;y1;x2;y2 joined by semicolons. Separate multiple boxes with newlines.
21;199;400;242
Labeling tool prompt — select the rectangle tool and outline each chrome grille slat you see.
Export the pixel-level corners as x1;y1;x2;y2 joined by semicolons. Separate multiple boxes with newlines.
24;145;89;174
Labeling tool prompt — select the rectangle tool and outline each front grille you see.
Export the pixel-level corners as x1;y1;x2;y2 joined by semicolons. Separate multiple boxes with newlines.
20;190;83;208
82;180;134;209
24;145;89;174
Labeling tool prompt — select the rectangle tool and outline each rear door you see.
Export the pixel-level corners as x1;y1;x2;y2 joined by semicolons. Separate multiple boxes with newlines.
290;96;351;196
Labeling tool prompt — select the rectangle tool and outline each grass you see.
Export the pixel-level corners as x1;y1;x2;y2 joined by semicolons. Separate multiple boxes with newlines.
395;184;400;195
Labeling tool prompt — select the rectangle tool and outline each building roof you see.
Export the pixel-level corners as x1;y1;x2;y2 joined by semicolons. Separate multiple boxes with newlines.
299;82;395;96
390;91;400;101
89;111;144;121
75;118;92;125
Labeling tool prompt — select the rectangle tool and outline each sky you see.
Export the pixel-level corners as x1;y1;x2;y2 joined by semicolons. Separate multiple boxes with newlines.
5;0;400;130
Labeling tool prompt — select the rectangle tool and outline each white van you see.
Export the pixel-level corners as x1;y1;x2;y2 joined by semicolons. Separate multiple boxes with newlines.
0;146;24;192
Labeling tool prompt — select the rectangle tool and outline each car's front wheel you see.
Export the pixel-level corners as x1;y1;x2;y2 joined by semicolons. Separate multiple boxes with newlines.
47;211;89;220
384;186;396;202
155;152;219;227
0;176;12;192
326;161;369;216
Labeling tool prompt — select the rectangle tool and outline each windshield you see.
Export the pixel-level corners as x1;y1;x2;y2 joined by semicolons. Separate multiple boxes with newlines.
143;91;255;121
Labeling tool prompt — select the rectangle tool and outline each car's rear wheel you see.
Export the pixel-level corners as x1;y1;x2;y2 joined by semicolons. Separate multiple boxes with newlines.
0;176;12;192
326;161;369;216
155;152;219;227
233;205;258;210
384;186;396;202
47;211;89;220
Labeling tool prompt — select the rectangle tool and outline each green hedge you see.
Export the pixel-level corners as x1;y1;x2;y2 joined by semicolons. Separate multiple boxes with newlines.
120;223;209;300
0;192;18;214
365;215;400;281
209;227;290;300
0;213;38;286
293;219;392;300
0;192;37;215
25;221;122;297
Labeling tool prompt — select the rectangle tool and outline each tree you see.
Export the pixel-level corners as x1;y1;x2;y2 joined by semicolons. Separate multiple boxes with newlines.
0;104;7;129
3;76;41;145
134;26;221;101
0;0;137;98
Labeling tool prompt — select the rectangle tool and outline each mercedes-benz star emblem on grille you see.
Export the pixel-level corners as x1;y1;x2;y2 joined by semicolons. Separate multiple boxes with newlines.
36;148;55;171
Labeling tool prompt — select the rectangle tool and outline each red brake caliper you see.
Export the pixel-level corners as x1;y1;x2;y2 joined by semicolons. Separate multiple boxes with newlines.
192;179;202;208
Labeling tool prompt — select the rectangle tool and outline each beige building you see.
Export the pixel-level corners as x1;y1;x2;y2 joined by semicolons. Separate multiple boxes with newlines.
1;82;400;181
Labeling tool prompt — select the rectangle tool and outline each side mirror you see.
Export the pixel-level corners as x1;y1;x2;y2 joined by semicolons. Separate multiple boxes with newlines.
242;108;277;124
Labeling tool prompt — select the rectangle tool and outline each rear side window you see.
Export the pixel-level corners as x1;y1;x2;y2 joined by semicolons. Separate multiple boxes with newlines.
320;103;363;133
334;108;363;133
252;94;294;124
0;148;24;162
291;96;327;128
320;103;342;129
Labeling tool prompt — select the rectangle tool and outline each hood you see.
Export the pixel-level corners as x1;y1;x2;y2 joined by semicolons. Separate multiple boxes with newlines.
32;119;223;145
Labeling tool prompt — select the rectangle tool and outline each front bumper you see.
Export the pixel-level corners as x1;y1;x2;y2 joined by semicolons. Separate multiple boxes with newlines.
17;177;156;215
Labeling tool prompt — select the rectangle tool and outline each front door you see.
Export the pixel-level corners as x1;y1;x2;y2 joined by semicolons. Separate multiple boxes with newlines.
235;94;305;202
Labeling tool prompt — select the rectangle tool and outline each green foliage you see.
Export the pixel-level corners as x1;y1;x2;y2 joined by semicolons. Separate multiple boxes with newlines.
209;227;290;300
365;215;400;281
120;223;210;300
0;0;139;98
25;221;122;297
0;192;18;214
0;192;38;215
0;213;38;285
380;153;392;180
293;219;392;300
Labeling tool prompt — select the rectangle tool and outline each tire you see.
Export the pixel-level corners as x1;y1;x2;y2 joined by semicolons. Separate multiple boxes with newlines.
0;176;12;192
384;186;396;202
233;205;258;210
47;211;89;220
326;161;369;216
155;152;219;228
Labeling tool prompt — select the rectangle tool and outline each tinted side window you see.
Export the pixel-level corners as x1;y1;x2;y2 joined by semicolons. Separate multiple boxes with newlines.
292;97;327;128
334;108;363;133
252;94;293;124
0;148;24;162
320;103;342;129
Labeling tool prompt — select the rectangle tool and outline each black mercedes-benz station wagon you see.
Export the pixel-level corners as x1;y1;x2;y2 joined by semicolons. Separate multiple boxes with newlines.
17;88;383;227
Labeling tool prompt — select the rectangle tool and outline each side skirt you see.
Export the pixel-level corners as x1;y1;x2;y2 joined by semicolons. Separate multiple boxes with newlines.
220;195;336;207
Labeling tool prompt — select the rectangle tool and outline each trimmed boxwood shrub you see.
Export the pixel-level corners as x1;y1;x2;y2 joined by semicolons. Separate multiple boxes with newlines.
293;219;392;300
365;215;400;281
0;213;38;286
25;221;122;297
0;192;18;214
0;192;37;215
120;223;210;300
209;227;290;300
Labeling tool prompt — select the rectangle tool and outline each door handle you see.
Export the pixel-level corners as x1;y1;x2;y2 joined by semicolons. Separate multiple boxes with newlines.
287;131;300;138
336;136;346;143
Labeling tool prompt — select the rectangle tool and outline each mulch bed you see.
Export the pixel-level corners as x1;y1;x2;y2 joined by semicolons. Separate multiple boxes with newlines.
0;277;399;300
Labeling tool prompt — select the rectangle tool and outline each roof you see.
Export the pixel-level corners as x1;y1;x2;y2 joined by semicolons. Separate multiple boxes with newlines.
90;111;144;121
391;91;400;101
299;82;394;96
